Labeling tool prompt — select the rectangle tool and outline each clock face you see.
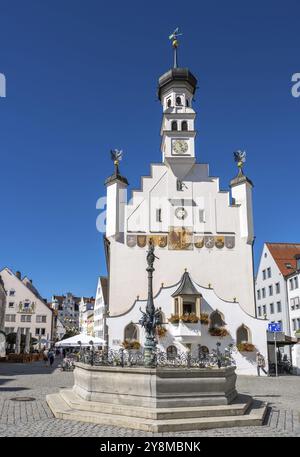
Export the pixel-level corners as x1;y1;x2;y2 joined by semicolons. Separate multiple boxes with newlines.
172;139;188;154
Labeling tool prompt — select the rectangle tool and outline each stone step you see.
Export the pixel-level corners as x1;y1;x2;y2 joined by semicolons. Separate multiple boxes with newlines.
46;392;268;432
60;389;251;420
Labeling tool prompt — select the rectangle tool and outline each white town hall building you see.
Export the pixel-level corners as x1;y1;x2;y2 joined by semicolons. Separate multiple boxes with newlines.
102;47;268;374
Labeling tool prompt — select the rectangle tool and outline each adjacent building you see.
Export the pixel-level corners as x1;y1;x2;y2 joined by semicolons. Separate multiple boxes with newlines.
50;293;81;334
79;296;95;336
93;276;108;343
255;243;300;336
0;268;53;345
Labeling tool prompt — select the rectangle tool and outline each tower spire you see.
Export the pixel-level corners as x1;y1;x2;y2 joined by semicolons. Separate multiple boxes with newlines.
169;27;183;68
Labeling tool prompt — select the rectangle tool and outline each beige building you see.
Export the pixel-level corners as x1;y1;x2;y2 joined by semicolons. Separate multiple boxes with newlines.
0;268;53;346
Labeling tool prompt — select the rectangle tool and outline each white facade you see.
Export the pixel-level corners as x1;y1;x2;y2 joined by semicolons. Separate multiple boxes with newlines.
255;244;288;334
93;277;108;342
50;293;80;333
79;297;95;336
107;273;268;375
101;61;269;375
105;67;256;318
1;268;53;346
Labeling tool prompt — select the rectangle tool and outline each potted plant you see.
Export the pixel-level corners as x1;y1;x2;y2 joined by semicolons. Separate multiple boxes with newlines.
122;339;141;350
209;327;229;337
168;314;180;324
181;312;199;323
200;313;209;325
237;342;255;352
156;326;167;338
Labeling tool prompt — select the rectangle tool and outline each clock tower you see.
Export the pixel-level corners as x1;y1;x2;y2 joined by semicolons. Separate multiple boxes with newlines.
158;62;197;179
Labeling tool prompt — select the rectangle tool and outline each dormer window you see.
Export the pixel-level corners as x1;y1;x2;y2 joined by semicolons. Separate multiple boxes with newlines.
176;96;182;106
181;121;188;131
171;271;201;320
171;121;178;131
167;98;172;108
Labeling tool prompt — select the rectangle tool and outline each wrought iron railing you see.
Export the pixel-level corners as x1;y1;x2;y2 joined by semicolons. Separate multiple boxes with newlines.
76;346;236;369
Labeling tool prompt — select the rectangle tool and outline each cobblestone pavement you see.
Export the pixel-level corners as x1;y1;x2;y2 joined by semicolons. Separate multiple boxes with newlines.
0;359;299;437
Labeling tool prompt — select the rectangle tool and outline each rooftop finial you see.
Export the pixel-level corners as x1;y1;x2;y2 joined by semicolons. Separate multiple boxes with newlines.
110;149;123;175
169;27;183;68
233;150;246;176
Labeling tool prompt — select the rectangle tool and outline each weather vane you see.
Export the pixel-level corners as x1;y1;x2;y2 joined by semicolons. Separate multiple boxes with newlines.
110;149;123;174
169;27;183;68
233;150;246;175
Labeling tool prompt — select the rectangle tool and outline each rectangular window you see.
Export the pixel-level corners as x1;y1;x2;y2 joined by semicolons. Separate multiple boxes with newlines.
292;319;296;331
270;303;274;314
199;210;205;223
262;270;266;280
9;290;15;296
20;315;31;322
263;305;266;316
298;318;300;330
275;282;280;294
257;290;261;300
41;328;46;336
8;302;14;308
174;298;179;315
277;301;282;313
36;315;47;323
156;208;162;222
294;277;299;289
5;314;16;322
35;328;40;335
258;306;262;316
5;327;15;334
278;320;282;328
267;267;271;278
269;285;273;296
262;288;266;298
290;279;294;291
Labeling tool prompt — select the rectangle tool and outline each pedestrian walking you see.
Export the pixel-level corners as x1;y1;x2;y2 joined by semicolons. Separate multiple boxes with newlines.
48;349;55;367
43;348;48;365
256;352;267;376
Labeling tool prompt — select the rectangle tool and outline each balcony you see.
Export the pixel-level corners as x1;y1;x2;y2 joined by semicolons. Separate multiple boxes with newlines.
169;321;201;343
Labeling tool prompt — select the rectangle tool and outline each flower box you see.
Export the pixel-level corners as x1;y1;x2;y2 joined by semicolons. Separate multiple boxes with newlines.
237;342;255;352
209;327;229;337
200;313;209;325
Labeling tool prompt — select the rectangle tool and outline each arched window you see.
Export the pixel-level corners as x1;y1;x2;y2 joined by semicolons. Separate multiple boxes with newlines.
124;323;138;341
236;324;251;344
186;99;189;107
167;345;177;360
167;98;172;108
171;121;178;131
176;96;182;106
198;345;209;358
181;121;188;131
209;310;225;329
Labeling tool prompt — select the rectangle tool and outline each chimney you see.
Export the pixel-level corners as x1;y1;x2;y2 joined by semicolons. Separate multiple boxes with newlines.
16;271;21;280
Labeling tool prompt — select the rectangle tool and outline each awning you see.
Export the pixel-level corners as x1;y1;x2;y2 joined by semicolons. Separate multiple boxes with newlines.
54;333;106;347
267;331;298;346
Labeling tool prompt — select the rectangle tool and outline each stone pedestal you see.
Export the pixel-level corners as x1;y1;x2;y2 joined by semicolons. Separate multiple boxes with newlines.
47;363;267;432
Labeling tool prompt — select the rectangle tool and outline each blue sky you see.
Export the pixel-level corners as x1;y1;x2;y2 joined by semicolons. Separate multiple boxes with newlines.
0;0;299;299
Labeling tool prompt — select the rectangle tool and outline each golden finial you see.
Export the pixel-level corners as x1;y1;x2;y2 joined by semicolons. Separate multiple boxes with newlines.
169;27;183;68
161;282;164;287
233;150;246;176
233;297;237;302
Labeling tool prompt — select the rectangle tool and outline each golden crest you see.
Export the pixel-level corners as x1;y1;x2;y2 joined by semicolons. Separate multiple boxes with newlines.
215;236;225;249
194;236;204;249
168;227;193;250
137;235;147;248
158;236;167;248
126;235;136;247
